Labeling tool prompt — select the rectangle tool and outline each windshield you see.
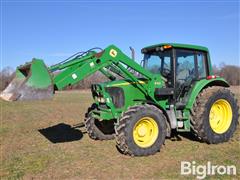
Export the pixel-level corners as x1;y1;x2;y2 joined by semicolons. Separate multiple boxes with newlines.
143;49;172;76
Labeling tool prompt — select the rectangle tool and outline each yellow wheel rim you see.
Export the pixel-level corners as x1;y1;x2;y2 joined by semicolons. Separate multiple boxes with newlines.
209;99;232;134
133;117;159;148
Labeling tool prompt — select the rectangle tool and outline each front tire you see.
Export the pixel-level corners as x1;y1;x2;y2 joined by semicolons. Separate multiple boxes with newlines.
191;87;239;144
84;104;115;140
115;104;167;156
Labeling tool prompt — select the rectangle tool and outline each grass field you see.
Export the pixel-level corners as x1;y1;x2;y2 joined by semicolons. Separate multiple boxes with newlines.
1;87;240;179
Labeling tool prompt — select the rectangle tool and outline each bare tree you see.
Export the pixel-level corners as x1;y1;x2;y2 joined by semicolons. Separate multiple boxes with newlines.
219;65;240;85
0;67;15;91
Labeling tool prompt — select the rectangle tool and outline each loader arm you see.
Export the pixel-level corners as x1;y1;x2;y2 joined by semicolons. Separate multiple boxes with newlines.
51;45;158;100
0;44;162;102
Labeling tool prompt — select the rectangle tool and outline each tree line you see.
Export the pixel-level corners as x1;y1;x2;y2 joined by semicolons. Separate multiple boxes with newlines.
1;64;240;91
212;64;240;86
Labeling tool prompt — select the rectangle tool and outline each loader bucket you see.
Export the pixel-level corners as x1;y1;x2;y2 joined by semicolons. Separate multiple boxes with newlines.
0;59;54;101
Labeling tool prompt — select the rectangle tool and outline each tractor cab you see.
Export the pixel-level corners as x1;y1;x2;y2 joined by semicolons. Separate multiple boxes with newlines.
142;43;210;106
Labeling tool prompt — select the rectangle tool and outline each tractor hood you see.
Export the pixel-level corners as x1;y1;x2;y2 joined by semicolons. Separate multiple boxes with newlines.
91;77;164;111
103;78;148;88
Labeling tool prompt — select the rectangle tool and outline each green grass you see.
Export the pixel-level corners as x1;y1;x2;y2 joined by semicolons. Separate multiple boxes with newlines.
0;89;240;179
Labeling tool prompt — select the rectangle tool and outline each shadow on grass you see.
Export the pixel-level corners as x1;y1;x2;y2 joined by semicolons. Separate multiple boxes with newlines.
178;132;201;142
167;130;201;142
38;123;84;143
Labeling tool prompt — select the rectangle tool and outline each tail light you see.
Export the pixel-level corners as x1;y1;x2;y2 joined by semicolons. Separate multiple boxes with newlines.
207;75;217;80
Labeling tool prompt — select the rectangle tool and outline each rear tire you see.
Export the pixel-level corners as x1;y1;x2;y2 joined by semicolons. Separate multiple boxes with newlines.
115;104;167;156
84;104;115;140
190;87;239;144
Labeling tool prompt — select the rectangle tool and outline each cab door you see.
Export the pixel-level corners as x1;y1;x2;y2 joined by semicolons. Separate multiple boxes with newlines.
174;49;208;107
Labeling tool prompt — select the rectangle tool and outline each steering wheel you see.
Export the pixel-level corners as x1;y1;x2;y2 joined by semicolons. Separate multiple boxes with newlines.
162;68;171;77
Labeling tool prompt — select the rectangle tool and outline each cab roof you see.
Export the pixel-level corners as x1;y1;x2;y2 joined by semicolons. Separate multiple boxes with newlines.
142;43;209;52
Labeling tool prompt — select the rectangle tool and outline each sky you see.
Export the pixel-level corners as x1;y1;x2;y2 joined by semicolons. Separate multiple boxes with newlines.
1;1;239;69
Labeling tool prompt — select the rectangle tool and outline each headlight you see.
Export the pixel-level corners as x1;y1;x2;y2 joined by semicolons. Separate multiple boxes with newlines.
96;97;105;103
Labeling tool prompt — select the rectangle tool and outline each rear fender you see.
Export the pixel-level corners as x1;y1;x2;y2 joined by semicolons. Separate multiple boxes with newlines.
185;78;229;110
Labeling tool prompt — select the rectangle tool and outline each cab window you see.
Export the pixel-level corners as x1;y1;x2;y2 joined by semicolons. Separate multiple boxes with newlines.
144;55;161;74
197;52;207;78
143;50;172;77
176;49;196;84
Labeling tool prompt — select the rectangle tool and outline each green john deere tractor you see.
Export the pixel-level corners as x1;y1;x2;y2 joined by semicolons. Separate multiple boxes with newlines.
1;43;239;156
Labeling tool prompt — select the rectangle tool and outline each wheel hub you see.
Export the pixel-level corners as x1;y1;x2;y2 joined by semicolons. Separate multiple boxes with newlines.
138;125;147;137
133;117;159;148
209;99;232;134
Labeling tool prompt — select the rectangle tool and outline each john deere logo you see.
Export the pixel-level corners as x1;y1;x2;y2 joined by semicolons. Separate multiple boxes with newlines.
109;49;117;58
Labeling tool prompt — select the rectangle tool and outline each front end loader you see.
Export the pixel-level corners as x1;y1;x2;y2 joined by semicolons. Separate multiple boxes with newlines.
1;43;239;156
0;59;53;101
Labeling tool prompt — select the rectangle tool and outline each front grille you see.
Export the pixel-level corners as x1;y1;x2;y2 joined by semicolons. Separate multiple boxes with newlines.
105;87;125;108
